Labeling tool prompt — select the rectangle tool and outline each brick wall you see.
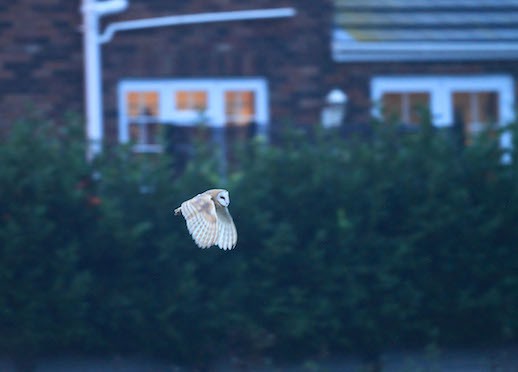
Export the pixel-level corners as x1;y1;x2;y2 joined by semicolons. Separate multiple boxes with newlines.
0;1;83;128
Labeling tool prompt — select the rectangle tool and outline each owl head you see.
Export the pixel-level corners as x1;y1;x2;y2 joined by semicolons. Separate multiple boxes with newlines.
215;190;230;207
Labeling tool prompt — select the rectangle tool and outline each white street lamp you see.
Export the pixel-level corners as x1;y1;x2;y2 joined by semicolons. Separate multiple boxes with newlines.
81;0;128;160
321;88;348;129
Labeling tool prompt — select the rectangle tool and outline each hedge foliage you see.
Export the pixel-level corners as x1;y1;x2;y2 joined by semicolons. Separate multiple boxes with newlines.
1;115;518;366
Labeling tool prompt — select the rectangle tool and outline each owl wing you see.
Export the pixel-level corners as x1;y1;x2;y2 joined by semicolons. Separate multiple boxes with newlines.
215;206;238;250
180;193;218;248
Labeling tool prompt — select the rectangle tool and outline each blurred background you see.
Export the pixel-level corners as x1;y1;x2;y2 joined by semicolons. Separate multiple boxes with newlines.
1;0;518;371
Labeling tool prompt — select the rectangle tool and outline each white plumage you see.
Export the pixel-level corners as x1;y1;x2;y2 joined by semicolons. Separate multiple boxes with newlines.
174;189;237;250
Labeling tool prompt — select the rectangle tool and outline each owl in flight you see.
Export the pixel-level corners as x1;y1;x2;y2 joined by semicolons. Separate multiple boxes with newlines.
174;189;237;250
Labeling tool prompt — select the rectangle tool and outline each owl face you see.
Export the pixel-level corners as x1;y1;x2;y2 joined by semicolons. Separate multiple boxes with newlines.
216;190;230;207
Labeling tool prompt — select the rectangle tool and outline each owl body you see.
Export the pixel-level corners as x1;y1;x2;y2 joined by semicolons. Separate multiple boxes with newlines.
174;189;237;250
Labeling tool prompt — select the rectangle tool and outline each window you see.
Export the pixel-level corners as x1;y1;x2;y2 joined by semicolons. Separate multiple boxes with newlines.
225;90;256;126
371;75;514;147
118;78;268;152
381;92;430;126
175;91;207;111
126;91;161;153
453;91;498;143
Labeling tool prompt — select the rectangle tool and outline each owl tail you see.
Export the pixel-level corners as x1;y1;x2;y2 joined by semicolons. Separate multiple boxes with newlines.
174;206;182;215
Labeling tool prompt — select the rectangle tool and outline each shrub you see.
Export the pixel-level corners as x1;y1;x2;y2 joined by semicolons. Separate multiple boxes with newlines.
0;115;517;366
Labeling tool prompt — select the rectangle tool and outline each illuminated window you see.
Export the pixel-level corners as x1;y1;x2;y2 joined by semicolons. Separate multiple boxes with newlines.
225;91;256;126
381;92;430;125
175;91;207;111
119;78;269;153
127;91;159;117
126;91;161;152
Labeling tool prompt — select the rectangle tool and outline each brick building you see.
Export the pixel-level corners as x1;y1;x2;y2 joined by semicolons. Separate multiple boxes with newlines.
1;0;518;150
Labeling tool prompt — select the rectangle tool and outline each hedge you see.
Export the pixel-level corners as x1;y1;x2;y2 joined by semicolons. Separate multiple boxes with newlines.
0;115;517;367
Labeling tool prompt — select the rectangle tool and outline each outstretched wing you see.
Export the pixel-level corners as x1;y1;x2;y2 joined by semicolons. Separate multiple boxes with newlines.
215;206;238;250
179;193;218;248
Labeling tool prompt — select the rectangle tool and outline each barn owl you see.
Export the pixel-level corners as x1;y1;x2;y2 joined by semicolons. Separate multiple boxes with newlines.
174;189;237;250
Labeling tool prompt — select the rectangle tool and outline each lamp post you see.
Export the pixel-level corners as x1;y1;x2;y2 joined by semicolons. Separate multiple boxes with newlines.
321;88;348;129
81;0;128;160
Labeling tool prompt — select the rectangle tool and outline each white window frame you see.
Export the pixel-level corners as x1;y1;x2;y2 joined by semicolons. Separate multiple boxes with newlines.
371;75;515;149
118;77;269;146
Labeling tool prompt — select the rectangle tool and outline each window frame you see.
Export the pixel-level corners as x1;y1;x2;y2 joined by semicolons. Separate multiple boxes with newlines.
371;75;514;127
118;77;269;146
371;75;515;149
380;91;431;126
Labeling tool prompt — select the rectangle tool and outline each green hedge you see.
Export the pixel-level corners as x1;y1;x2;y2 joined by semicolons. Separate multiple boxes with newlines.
1;116;517;366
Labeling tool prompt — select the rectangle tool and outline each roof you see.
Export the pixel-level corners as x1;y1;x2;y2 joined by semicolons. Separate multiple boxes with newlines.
332;0;518;62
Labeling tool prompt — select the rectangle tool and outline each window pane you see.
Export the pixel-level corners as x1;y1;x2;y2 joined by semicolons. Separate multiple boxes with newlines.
381;92;429;125
129;121;140;142
225;90;255;126
478;91;498;123
381;93;403;123
126;91;159;117
453;92;472;125
144;92;159;116
409;93;430;124
129;121;161;145
127;92;140;118
453;91;499;143
175;91;207;111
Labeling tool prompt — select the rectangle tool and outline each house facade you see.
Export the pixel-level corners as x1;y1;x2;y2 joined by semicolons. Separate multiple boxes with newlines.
331;0;518;147
1;0;518;149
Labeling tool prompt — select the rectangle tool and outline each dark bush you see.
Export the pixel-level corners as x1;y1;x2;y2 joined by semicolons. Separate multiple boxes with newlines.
0;115;517;366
